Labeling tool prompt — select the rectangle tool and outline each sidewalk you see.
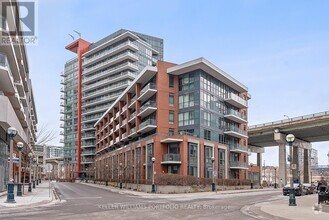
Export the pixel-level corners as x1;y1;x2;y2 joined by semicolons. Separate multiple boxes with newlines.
0;182;57;208
249;194;329;220
76;181;278;199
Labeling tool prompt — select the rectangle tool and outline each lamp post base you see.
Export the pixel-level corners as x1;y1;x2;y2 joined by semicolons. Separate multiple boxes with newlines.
28;182;32;192
105;181;108;186
6;182;15;203
152;184;156;193
32;181;36;188
36;180;39;186
251;182;253;189
212;183;216;192
289;188;297;206
39;179;41;184
119;182;122;189
17;183;23;196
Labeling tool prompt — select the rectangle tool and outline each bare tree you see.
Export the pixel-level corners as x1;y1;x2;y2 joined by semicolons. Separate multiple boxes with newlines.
35;123;57;145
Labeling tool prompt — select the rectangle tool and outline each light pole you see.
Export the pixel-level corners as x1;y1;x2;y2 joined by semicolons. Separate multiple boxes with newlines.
16;142;24;196
6;127;17;203
211;157;215;192
94;166;96;184
86;168;88;182
28;153;33;192
119;162;122;189
105;164;109;186
32;157;36;188
250;163;254;189
151;157;155;193
274;167;277;188
286;134;296;206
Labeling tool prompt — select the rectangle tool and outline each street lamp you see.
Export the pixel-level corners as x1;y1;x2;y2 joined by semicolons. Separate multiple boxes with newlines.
6;127;17;203
119;162;122;189
28;152;33;192
211;157;215;192
105;164;109;186
32;157;37;188
286;133;296;206
151;157;155;193
86;168;89;182
250;163;254;189
274;167;277;188
16;142;24;196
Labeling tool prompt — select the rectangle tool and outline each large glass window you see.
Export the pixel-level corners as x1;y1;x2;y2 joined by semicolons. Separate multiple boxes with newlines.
169;75;174;88
188;143;198;177
179;73;195;91
169;111;174;124
178;111;195;126
146;144;154;179
218;149;226;179
169;93;174;106
178;93;195;109
204;146;213;178
204;129;211;141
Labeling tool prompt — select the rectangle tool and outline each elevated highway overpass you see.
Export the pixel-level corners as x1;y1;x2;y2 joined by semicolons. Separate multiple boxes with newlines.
248;111;329;186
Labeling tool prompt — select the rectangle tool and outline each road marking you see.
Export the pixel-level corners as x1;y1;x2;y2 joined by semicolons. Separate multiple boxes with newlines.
64;197;102;200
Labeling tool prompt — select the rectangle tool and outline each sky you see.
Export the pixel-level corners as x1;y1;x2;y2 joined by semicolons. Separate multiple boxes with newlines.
25;0;329;165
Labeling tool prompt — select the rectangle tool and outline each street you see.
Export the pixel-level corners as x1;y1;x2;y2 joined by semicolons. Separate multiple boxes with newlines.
0;182;283;220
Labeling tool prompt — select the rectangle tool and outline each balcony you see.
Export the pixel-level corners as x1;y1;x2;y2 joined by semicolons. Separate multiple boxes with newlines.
161;154;181;164
60;116;64;121
224;109;247;124
60;87;64;93
82;81;131;100
81;159;94;164
128;111;136;124
229;144;248;154
115;136;119;143
82;134;95;140
138;100;157;118
224;126;248;139
60;109;64;114
83;41;138;67
129;96;136;109
115;124;120;132
60;124;64;128
83;62;138;84
60;131;64;135
60;139;64;143
122;104;127;114
81;150;95;156
229;161;248;169
60;79;65;84
137;119;156;134
128;127;137;138
60;101;65;107
121;118;127;128
110;140;113;146
224;93;248;109
138;82;157;102
115;111;120;120
121;132;127;142
83;51;138;75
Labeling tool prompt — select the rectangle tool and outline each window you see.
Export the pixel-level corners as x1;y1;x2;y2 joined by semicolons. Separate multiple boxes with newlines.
218;149;225;179
169;128;175;136
146;144;154;179
178;111;195;126
204;129;211;141
169;93;174;106
188;142;198;176
178;93;194;109
204;146;213;178
169;111;174;124
169;75;174;88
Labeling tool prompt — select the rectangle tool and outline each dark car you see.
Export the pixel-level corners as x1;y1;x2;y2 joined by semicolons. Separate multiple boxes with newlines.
303;183;315;195
283;183;305;196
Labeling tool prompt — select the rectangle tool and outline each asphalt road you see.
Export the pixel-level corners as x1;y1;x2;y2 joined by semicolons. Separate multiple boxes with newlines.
0;182;283;220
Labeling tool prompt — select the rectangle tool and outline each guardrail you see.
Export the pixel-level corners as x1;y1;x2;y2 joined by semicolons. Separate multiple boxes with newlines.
249;111;329;129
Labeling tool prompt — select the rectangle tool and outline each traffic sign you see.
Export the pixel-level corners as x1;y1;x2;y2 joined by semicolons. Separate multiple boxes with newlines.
46;163;53;172
213;171;217;177
8;157;19;164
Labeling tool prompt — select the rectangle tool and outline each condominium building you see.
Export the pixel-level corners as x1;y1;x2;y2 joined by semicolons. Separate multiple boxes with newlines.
0;0;38;191
47;145;64;159
61;29;163;177
94;58;249;183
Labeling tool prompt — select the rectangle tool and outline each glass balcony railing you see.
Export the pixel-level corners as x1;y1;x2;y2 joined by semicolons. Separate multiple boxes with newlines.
225;109;247;121
139;100;156;113
229;161;247;168
224;126;247;136
229;144;248;153
129;111;136;121
140;82;156;96
139;119;156;130
225;93;248;108
129;127;136;135
0;53;13;78
162;154;180;162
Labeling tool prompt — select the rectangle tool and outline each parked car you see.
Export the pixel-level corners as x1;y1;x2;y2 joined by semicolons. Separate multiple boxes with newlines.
303;183;315;195
283;183;305;196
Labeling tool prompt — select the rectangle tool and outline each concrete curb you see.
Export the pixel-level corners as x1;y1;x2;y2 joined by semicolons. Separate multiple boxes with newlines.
76;181;278;196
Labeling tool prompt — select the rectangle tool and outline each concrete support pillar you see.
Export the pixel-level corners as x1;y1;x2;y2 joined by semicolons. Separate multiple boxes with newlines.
278;143;287;187
292;146;299;182
304;149;310;183
257;153;262;186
